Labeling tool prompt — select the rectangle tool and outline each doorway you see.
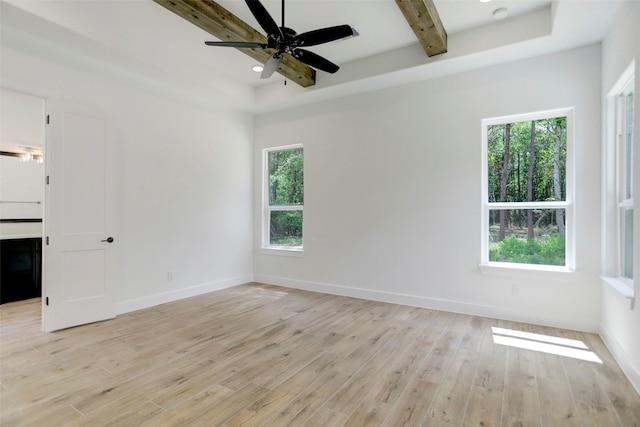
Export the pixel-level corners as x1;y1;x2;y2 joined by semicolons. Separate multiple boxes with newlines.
1;89;117;332
0;88;45;306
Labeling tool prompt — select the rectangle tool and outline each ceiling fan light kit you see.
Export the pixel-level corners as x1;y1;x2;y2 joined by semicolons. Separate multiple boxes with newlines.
205;0;357;79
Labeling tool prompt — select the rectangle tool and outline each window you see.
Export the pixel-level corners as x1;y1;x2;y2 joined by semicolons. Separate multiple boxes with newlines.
603;63;634;292
618;80;634;281
263;145;303;251
481;109;573;270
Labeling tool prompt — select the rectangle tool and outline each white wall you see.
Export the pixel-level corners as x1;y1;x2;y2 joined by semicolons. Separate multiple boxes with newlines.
0;88;44;153
600;1;640;393
0;156;44;238
254;44;603;333
1;24;254;312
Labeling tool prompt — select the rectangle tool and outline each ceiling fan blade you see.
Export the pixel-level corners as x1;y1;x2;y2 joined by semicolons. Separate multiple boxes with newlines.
295;25;356;47
292;49;339;74
205;41;267;49
245;0;283;40
261;54;283;79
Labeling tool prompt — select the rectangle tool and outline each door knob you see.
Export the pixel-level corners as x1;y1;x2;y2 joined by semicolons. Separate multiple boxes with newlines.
101;237;114;243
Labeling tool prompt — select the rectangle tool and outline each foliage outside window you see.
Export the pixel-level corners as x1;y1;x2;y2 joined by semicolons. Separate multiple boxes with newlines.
263;145;303;250
482;110;573;268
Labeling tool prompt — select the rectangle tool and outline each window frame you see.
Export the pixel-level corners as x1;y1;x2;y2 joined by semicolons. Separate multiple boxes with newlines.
603;62;634;296
480;108;575;273
616;80;634;281
261;144;304;254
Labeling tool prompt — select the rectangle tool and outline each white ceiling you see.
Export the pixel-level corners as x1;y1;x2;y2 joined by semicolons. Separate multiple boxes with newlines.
0;0;625;113
214;0;552;67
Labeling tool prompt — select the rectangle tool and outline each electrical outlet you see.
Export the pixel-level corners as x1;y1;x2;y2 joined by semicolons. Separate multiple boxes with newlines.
167;271;173;281
512;283;520;296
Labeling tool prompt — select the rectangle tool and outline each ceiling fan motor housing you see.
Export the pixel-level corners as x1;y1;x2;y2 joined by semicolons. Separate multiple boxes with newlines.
269;27;298;53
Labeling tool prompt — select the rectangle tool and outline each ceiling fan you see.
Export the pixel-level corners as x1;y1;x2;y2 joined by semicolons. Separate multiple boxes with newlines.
205;0;357;79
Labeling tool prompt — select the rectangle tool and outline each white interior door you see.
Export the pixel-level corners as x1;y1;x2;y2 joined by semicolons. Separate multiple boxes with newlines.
43;99;115;332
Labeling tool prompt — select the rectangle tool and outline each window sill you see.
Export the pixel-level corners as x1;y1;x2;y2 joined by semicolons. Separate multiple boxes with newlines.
601;276;635;299
260;247;304;257
478;262;573;279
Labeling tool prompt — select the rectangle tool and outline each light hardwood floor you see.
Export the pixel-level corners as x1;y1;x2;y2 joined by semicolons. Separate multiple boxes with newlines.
1;283;639;426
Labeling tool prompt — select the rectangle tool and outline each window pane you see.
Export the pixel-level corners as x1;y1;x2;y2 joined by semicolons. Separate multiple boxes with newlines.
625;92;634;200
269;148;303;206
487;118;566;203
489;208;566;266
622;207;634;279
270;210;303;247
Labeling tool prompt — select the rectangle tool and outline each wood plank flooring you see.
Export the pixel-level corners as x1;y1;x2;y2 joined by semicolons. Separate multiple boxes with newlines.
1;283;639;426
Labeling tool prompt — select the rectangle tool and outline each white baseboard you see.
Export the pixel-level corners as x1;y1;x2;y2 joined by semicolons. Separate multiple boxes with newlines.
600;325;640;395
115;274;252;315
253;274;600;333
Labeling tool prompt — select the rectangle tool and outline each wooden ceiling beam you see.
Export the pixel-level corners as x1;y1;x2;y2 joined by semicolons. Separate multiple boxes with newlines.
152;0;316;87
395;0;447;57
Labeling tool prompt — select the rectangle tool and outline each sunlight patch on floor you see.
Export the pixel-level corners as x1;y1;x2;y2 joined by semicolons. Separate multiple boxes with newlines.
491;327;603;364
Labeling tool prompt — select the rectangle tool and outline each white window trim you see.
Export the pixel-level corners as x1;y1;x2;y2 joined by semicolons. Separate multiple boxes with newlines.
602;61;635;301
478;262;573;278
261;143;304;255
480;108;575;274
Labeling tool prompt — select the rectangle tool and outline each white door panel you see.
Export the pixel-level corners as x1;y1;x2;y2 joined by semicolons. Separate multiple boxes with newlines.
44;99;115;332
